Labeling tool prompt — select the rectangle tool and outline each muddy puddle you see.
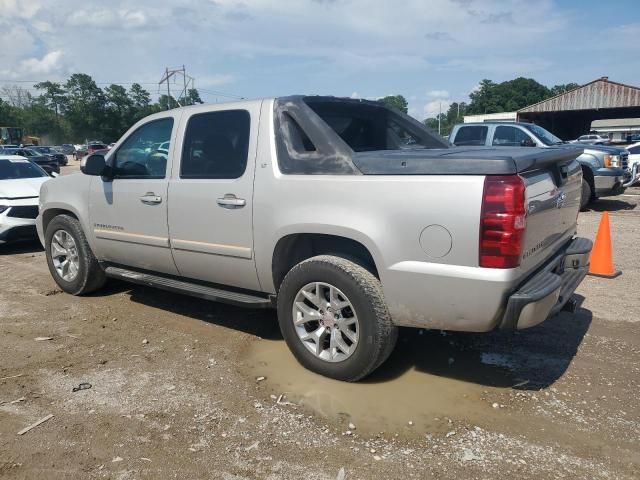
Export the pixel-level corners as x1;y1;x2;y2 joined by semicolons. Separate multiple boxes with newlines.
242;328;552;437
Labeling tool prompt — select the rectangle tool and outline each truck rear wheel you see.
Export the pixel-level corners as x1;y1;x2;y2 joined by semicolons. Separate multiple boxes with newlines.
44;214;106;295
277;255;398;381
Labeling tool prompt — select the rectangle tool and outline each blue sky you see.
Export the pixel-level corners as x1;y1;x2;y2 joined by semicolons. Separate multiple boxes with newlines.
1;0;639;120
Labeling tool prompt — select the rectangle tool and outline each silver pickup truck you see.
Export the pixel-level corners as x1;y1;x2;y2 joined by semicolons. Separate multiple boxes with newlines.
449;122;632;209
36;96;592;381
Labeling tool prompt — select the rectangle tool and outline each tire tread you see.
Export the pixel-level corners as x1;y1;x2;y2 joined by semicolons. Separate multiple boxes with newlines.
278;255;397;381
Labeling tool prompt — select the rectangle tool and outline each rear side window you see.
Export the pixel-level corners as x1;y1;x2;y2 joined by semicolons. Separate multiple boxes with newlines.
180;110;250;179
453;126;488;146
492;126;532;147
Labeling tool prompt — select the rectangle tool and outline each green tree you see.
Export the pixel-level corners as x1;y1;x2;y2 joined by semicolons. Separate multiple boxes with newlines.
157;94;179;110
104;84;134;141
128;83;159;122
445;101;467;126
0;98;21;128
34;81;67;143
34;81;65;117
64;73;107;141
550;83;580;96
379;95;408;114
183;88;203;106
467;77;551;114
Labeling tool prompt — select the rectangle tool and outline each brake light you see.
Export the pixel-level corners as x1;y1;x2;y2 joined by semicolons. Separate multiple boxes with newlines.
479;175;526;268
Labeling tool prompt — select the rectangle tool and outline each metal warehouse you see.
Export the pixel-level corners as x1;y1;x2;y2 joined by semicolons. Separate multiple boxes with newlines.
590;117;640;142
517;77;640;140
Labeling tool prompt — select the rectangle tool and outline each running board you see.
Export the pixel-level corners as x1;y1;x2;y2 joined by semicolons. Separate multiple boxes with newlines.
104;266;273;308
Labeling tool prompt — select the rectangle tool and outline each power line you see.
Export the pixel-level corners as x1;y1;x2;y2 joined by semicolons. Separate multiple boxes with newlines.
0;79;160;85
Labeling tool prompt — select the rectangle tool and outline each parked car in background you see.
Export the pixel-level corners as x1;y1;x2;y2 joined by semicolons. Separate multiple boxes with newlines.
87;143;107;155
32;146;67;166
4;148;60;175
626;134;640;143
449;122;630;209
572;134;611;145
75;145;88;160
625;142;640;186
108;142;116;149
58;144;76;156
0;155;52;244
37;96;591;381
80;149;109;169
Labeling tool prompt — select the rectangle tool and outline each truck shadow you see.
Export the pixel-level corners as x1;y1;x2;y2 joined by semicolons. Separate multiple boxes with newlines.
0;239;43;255
118;282;282;341
119;283;591;391
364;296;592;390
586;199;635;212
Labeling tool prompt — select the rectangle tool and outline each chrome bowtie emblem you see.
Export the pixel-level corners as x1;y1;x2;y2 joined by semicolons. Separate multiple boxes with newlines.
556;191;567;209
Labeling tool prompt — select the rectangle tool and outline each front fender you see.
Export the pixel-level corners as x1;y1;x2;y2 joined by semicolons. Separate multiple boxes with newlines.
37;175;95;251
577;152;601;171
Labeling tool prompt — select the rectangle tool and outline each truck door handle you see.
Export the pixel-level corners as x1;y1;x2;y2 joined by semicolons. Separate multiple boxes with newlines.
217;194;246;209
140;193;162;205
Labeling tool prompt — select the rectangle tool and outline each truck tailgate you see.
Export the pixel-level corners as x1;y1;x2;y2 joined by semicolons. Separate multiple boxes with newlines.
519;158;582;272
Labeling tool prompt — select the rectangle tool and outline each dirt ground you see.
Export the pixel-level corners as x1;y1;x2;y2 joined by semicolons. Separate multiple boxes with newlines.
1;162;639;479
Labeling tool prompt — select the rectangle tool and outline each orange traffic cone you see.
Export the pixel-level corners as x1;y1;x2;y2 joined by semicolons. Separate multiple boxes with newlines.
588;211;621;278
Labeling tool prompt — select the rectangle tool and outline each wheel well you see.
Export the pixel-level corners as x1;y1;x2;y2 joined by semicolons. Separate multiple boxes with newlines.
42;209;78;233
581;166;595;193
272;234;378;291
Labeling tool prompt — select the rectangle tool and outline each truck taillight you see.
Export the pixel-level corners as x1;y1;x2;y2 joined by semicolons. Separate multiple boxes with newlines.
479;175;526;269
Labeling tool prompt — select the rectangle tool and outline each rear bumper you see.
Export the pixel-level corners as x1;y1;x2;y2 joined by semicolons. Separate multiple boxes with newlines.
499;237;592;330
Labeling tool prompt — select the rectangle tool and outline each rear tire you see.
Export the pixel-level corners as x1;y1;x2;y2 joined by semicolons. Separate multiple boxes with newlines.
580;179;593;211
45;214;106;295
277;255;398;382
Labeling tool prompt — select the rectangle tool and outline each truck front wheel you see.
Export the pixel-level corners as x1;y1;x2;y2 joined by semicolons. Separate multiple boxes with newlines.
277;255;398;381
44;214;106;295
580;177;593;211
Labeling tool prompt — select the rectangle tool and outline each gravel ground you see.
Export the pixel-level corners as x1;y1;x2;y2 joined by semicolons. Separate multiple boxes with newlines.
0;167;638;479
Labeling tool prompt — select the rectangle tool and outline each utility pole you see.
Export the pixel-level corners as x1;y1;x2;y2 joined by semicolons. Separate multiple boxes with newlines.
438;101;442;135
159;66;195;109
165;67;170;109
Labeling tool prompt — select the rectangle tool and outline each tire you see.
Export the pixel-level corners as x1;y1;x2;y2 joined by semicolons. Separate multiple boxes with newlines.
277;255;398;381
44;214;106;295
580;178;593;211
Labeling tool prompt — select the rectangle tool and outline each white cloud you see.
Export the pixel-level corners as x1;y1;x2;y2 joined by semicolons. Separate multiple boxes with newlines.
0;0;42;18
423;98;452;119
20;51;63;75
67;8;149;28
428;90;450;98
350;91;360;99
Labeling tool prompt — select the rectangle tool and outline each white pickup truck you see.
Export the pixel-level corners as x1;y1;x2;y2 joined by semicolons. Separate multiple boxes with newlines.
37;96;592;381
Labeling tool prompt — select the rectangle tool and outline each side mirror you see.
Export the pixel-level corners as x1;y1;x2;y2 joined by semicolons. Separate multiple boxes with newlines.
50;171;59;178
521;138;536;147
82;154;110;177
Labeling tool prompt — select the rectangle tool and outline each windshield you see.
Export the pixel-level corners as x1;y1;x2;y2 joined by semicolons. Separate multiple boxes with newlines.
0;159;48;179
523;124;563;146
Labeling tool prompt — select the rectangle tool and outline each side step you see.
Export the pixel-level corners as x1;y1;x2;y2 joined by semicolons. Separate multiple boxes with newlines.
104;266;273;308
